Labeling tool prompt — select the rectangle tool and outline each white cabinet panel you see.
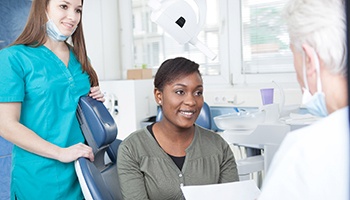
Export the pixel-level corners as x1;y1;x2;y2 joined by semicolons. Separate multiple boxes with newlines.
100;80;157;140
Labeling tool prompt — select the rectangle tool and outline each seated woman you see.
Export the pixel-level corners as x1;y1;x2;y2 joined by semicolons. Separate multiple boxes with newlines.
117;57;239;200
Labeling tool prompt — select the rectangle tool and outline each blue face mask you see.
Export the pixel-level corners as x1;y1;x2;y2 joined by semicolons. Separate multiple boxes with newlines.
301;50;328;117
46;16;77;42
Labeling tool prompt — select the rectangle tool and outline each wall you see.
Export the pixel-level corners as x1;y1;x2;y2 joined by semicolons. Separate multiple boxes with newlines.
82;0;122;80
204;82;302;108
0;137;13;199
0;1;31;199
0;0;31;49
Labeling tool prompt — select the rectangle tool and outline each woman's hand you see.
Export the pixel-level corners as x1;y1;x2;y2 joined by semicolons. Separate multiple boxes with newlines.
57;143;94;163
89;86;105;102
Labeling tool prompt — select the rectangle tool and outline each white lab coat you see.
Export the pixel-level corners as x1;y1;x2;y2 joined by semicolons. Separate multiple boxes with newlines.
258;107;349;200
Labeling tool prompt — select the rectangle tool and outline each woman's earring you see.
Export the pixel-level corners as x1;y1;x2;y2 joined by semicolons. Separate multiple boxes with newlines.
159;100;161;104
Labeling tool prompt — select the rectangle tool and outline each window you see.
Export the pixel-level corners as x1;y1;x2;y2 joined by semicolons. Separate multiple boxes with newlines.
125;0;297;85
241;0;293;74
131;0;228;81
230;0;297;84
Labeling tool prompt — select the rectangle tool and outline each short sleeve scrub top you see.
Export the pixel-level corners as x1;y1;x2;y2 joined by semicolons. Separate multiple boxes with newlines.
0;44;90;200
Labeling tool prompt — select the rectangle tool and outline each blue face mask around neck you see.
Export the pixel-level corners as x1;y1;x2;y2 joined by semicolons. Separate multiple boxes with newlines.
301;49;328;117
46;17;77;42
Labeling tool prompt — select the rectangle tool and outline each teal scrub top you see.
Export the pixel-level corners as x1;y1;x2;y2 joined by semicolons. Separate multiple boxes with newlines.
0;44;90;200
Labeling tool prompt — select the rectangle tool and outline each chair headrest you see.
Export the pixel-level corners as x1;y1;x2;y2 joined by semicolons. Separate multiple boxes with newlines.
77;96;118;150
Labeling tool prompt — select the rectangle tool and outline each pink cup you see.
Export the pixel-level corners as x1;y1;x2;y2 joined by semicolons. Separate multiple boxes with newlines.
260;88;274;105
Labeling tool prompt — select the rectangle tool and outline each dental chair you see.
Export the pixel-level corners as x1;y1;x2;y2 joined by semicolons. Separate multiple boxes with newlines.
75;96;123;200
156;102;212;129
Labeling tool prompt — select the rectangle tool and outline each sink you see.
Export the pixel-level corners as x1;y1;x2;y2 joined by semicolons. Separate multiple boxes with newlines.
213;110;265;131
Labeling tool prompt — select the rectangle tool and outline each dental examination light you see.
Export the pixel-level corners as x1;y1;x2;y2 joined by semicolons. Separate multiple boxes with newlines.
148;0;217;60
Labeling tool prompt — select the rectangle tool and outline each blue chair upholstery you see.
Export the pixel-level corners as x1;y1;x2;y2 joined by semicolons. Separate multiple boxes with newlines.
75;96;122;200
156;102;212;129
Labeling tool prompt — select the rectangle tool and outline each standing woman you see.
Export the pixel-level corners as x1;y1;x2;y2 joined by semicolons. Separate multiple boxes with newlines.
0;0;104;199
118;57;239;200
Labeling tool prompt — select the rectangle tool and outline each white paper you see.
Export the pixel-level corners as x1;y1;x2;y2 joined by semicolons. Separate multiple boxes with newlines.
181;180;261;200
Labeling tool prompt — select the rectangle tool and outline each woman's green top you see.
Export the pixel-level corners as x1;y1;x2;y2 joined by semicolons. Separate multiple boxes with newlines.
0;44;90;200
117;125;239;200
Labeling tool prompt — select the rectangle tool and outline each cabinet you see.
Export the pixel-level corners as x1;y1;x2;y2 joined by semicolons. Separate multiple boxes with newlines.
100;79;157;140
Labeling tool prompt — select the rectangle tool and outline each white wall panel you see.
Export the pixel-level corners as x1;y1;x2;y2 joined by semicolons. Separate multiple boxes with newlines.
83;0;122;80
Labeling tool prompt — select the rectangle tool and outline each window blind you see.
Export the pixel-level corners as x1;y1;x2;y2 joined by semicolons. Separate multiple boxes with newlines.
241;0;294;74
